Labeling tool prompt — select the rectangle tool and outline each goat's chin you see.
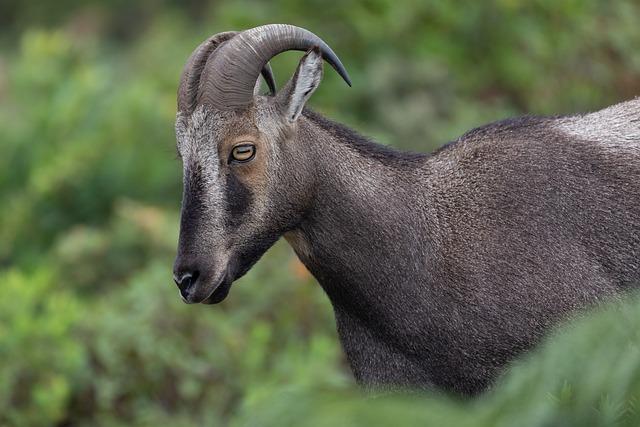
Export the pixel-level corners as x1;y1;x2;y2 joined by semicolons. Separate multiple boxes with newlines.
199;238;276;305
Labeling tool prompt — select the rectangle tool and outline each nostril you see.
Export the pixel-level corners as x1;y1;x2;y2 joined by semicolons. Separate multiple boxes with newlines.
173;270;200;291
173;272;188;288
179;273;193;288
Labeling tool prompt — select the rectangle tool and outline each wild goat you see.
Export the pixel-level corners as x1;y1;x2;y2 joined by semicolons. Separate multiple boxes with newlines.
172;24;640;396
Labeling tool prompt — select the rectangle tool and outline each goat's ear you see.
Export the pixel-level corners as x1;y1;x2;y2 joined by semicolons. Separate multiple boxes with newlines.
277;47;324;123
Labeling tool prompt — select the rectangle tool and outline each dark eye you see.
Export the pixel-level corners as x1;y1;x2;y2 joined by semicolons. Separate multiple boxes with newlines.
230;143;256;163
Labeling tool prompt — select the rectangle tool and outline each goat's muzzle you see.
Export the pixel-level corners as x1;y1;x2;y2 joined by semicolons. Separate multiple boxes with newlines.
173;263;231;304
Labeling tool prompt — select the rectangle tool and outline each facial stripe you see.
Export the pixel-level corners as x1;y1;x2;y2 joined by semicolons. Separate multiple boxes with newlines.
225;172;252;228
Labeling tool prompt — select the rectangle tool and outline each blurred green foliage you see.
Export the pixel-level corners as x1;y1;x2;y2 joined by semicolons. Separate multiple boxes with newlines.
234;295;640;427
1;0;640;425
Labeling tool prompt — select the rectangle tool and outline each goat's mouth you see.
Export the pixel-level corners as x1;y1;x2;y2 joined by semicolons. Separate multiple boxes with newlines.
176;243;269;305
178;271;233;305
201;278;232;304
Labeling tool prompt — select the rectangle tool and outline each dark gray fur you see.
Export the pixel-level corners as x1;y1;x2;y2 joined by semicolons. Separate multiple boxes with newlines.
288;107;640;395
174;29;640;396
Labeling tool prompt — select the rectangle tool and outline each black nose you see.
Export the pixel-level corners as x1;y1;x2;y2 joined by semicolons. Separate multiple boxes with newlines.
173;270;200;299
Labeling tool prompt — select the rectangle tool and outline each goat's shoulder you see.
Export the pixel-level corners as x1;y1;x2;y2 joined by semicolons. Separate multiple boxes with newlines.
431;115;555;165
453;115;552;147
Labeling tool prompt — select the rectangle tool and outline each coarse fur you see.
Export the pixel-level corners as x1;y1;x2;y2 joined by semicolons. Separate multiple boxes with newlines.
173;34;640;396
290;103;640;395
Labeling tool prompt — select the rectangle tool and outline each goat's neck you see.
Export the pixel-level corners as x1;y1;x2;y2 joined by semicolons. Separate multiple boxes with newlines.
286;111;440;331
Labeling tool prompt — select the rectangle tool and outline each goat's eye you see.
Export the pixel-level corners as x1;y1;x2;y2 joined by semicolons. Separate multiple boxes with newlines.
230;144;256;163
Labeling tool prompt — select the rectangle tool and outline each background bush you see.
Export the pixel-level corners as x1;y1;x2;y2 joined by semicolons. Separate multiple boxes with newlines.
1;0;640;425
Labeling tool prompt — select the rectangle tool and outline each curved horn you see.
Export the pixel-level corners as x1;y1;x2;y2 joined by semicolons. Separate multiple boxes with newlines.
178;31;276;114
198;24;351;110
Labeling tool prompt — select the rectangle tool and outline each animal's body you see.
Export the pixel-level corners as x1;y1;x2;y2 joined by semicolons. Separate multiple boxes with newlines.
172;24;640;396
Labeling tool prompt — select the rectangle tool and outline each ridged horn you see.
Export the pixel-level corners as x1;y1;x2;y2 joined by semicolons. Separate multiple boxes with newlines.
197;24;351;110
178;31;276;114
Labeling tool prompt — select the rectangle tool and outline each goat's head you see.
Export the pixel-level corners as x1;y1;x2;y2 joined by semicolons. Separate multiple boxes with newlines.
173;24;350;304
